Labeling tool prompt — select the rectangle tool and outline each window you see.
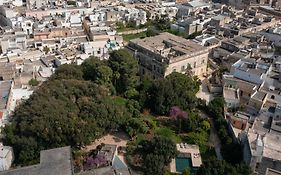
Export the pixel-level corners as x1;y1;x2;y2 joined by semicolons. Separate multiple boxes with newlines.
194;62;197;68
202;59;205;64
271;95;275;99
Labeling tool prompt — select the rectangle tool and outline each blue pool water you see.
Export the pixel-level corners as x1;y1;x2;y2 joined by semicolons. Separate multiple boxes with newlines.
175;157;192;173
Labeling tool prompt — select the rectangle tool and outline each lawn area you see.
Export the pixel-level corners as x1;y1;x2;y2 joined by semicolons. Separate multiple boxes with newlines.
155;127;182;143
117;27;135;33
122;31;147;42
112;96;128;106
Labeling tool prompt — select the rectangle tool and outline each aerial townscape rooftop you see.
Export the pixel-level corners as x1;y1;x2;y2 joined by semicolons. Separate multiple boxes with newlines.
1;0;281;174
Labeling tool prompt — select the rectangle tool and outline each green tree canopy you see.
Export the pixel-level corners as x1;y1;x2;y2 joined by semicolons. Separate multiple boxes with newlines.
4;50;142;166
147;72;200;115
4;78;132;165
198;157;252;175
108;49;139;94
208;97;225;119
28;78;39;86
139;136;177;175
81;57;112;84
208;97;244;164
53;64;83;80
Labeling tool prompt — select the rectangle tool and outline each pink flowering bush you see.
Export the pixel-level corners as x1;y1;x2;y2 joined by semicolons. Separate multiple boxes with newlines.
169;106;188;133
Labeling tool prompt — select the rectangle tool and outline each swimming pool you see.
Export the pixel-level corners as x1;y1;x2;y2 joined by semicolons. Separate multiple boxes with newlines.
175;157;192;173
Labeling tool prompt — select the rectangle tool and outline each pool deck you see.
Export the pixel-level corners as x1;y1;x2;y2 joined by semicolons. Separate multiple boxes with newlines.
176;144;202;167
170;158;176;173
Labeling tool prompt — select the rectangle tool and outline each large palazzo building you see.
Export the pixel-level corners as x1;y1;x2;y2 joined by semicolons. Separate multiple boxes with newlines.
129;32;209;79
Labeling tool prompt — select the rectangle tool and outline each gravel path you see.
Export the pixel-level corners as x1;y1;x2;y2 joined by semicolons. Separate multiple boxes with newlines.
84;132;130;151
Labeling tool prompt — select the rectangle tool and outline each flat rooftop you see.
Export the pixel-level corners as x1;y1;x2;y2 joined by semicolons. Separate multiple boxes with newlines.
0;81;12;110
130;32;208;62
0;146;73;175
0;62;16;79
234;111;251;120
263;133;281;161
252;91;267;102
176;143;202;167
223;88;239;100
248;126;281;161
223;75;258;93
0;145;12;159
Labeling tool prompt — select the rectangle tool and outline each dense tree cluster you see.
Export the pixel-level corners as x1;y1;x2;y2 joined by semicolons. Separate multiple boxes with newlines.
140;73;200;115
207;97;243;164
4;78;133;165
198;157;252;175
125;115;158;138
3;49;139;165
139;136;177;175
179;110;210;154
4;47;201;167
152;14;171;31
204;97;251;175
107;49;139;95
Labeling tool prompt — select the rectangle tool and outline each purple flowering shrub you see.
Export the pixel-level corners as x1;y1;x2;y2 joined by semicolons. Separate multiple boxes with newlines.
169;106;188;133
169;106;188;120
84;154;107;170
